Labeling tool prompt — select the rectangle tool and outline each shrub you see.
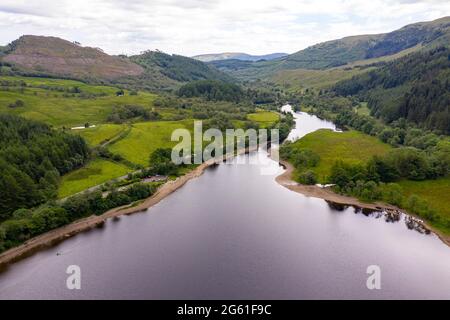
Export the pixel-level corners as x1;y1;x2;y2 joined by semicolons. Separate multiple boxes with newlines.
298;170;317;185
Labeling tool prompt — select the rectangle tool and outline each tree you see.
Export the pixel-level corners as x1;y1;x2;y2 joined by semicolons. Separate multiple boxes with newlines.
292;149;320;168
298;170;317;185
0;115;89;219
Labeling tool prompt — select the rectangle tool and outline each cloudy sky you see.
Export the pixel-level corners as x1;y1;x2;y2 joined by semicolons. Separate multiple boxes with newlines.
0;0;449;56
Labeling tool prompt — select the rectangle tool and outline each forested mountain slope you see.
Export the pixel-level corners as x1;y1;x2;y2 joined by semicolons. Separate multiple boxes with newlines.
215;16;450;80
0;115;90;219
332;46;450;134
124;50;234;91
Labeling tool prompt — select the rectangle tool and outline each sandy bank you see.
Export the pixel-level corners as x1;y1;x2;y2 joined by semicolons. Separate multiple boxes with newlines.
0;147;256;269
275;158;450;247
1;146;448;269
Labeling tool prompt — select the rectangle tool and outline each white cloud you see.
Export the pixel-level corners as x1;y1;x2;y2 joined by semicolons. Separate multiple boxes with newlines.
0;0;449;56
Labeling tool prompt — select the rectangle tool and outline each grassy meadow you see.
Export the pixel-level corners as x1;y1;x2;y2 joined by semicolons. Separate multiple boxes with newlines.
271;67;370;92
58;159;132;198
0;76;157;127
247;111;279;127
76;123;128;146
289;129;392;182
109;120;194;166
398;177;450;219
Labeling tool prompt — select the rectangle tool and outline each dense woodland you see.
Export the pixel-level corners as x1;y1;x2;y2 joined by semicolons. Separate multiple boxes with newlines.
107;104;161;123
0;115;90;220
178;80;244;102
333;47;450;134
178;79;282;107
0;183;156;253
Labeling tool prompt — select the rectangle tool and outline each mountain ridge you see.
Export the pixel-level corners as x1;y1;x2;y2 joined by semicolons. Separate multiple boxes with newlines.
192;52;288;62
213;16;450;80
0;35;233;91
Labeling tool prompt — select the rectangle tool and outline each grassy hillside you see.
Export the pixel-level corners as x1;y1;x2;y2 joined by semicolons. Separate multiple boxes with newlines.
109;120;194;166
285;127;450;234
282;16;448;70
247;111;279;127
0;76;157;127
270;44;423;91
282;16;449;71
58;159;132;198
270;67;372;91
399;177;450;219
289;129;392;182
77;124;128;146
217;16;450;81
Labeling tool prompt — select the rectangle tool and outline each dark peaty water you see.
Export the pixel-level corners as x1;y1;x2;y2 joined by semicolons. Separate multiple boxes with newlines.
0;108;449;299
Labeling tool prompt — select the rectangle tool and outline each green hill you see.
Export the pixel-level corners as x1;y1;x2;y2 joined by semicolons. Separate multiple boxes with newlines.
217;16;450;81
123;50;234;91
0;36;234;92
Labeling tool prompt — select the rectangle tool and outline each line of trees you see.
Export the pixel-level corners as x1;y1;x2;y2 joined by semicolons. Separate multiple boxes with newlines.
0;183;156;253
107;104;161;123
328;154;450;229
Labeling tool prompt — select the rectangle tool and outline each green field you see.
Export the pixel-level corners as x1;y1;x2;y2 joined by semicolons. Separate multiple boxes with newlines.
62;120;194;194
355;102;371;116
269;45;424;93
290;129;392;182
247;111;279;127
76;123;127;146
398;177;450;219
58;159;132;198
110;120;194;166
0;76;157;127
0;76;119;94
270;67;371;92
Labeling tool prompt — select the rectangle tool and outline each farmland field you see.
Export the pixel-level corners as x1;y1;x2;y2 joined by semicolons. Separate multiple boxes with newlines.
58;159;132;198
76;123;127;146
109;120;194;166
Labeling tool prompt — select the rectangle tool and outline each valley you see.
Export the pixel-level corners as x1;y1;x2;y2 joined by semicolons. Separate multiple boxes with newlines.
0;12;449;300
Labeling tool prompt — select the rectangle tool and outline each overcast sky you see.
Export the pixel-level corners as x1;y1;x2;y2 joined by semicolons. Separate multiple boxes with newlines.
0;0;449;57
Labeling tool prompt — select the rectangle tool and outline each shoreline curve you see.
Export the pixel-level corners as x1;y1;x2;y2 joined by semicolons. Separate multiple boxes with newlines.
0;147;255;269
1;147;448;270
275;158;450;248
